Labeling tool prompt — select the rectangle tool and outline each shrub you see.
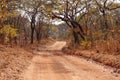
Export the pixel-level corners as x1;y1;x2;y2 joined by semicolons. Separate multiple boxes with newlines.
0;25;17;42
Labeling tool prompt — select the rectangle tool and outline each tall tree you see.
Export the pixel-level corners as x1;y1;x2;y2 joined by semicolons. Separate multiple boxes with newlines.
94;0;120;31
46;0;92;44
21;0;44;44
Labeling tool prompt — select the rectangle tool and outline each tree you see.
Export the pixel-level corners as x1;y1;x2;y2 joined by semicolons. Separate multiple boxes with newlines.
94;0;120;31
35;14;44;44
46;0;92;44
21;0;45;44
0;0;18;44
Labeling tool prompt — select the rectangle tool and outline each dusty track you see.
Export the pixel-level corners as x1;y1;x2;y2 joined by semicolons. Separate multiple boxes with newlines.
23;41;120;80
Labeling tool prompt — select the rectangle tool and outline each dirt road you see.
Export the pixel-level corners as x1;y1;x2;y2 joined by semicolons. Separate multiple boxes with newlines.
23;41;120;80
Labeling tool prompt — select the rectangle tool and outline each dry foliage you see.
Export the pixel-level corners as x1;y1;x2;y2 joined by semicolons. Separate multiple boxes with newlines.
0;45;33;80
62;47;120;70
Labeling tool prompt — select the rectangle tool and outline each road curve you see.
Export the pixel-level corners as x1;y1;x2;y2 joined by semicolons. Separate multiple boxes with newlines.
23;41;120;80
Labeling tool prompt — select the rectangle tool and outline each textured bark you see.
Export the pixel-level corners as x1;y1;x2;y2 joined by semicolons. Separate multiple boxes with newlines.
30;15;36;44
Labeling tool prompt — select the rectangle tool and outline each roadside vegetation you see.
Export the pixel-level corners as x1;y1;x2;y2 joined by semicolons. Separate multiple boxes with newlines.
50;0;120;70
0;0;120;79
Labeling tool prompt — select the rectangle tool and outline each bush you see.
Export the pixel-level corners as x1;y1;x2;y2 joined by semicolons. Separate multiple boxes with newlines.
0;25;17;42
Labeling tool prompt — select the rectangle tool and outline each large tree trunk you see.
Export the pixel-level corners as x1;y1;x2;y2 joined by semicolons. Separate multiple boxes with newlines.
103;12;108;30
31;27;35;44
70;21;85;44
103;11;109;40
30;15;36;44
73;30;80;44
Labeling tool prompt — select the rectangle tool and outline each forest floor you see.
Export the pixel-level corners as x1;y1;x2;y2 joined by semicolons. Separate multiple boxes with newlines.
0;45;33;80
23;41;120;80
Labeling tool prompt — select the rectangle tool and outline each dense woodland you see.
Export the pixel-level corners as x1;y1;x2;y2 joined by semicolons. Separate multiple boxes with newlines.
0;0;120;53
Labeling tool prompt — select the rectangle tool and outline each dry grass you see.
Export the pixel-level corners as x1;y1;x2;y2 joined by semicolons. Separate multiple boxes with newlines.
0;45;33;80
62;47;120;70
0;38;54;80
